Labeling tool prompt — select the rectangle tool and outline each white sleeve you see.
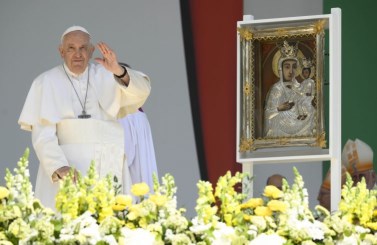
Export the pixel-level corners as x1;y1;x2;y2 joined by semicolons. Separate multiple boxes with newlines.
116;69;151;117
32;122;69;182
96;67;151;119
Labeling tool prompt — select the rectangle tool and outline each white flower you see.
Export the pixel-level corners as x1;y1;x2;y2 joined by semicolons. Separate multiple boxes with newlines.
361;233;377;245
247;225;258;238
120;227;156;245
80;223;101;242
147;223;163;234
335;234;359;245
189;217;212;234
355;225;370;234
210;222;237;245
293;219;325;240
165;230;193;245
301;240;317;245
59;211;101;244
250;216;267;231
164;214;189;232
249;233;286;245
102;235;118;245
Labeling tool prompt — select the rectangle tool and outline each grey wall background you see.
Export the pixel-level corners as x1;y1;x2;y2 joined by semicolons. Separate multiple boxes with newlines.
244;0;323;19
244;0;324;209
0;0;324;217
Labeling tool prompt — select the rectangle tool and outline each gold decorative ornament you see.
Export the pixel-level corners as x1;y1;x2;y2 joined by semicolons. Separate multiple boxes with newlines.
239;138;255;152
276;28;288;37
301;57;313;68
279;138;290;145
317;132;327;148
243;82;251;95
279;40;299;59
237;28;253;41
314;20;326;34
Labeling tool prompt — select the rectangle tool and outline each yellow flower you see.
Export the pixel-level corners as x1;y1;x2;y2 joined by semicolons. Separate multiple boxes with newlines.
267;200;287;212
0;231;13;244
8;218;30;238
126;222;135;229
99;206;113;222
367;222;377;230
127;204;143;220
0;186;9;199
241;198;264;209
115;194;133;207
224;214;233;226
112;204;127;211
12;206;22;218
149;194;168;206
0;241;12;245
263;185;283;199
128;210;138;221
87;198;96;214
131;183;150;196
243;214;252;221
254;206;272;217
202;205;217;223
139;217;148;228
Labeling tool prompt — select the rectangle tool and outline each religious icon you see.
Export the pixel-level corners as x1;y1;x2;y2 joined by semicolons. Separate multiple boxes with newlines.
264;41;316;138
237;18;327;153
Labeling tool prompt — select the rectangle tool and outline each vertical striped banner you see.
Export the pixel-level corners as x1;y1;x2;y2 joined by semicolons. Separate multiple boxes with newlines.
180;1;243;184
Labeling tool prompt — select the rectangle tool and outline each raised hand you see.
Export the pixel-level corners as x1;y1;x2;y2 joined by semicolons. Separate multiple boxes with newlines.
94;42;124;75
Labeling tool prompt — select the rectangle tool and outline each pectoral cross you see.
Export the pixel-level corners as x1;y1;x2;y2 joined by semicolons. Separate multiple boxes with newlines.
78;111;91;119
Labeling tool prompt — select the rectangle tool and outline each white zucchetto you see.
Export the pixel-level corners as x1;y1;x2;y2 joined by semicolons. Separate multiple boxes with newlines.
60;26;91;43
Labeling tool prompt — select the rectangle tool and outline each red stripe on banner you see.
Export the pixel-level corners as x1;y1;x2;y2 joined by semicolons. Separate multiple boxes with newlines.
189;1;243;184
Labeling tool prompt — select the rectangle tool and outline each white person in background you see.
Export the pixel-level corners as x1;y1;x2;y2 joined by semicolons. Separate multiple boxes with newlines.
18;26;151;209
317;138;375;210
118;63;158;191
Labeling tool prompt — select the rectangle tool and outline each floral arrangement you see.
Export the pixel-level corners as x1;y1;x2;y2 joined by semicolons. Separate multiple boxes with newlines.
1;149;377;244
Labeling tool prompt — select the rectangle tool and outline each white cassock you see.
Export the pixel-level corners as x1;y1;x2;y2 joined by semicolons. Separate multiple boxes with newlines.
119;109;158;191
18;63;151;209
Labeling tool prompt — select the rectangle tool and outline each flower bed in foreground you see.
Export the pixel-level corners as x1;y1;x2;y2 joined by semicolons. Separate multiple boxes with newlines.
1;149;377;244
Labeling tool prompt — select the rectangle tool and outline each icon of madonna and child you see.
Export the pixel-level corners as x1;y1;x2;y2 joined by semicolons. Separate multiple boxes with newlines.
263;40;317;138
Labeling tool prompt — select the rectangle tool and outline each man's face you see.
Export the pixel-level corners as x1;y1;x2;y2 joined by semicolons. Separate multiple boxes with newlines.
282;59;297;81
59;31;94;75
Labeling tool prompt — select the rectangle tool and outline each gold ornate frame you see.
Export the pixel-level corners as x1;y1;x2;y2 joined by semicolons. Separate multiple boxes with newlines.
238;19;328;153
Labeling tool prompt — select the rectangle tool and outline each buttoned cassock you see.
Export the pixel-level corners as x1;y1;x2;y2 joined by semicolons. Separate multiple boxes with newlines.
18;63;151;209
